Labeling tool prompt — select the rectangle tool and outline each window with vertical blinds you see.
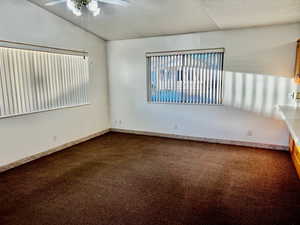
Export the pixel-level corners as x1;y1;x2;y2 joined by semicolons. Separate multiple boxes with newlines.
146;48;224;104
0;46;89;119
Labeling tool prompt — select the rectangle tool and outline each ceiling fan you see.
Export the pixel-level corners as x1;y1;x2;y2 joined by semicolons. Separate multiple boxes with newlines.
45;0;129;17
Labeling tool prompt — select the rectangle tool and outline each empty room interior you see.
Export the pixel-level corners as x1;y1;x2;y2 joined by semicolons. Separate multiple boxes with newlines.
1;0;300;224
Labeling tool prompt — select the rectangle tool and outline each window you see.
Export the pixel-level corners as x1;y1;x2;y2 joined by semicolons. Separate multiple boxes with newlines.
146;48;224;104
0;44;89;119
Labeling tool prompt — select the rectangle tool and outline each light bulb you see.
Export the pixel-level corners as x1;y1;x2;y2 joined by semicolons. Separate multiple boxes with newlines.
88;0;98;12
67;0;75;11
73;8;82;16
93;7;101;16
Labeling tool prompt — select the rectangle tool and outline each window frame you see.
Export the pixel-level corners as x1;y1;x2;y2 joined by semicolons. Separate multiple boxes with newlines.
146;48;225;105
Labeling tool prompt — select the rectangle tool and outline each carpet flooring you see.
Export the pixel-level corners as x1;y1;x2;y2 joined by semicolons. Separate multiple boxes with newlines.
0;132;300;225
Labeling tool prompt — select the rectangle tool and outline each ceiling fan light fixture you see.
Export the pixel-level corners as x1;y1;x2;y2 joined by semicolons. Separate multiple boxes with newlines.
87;0;98;12
73;7;82;16
92;7;101;16
67;0;75;11
46;0;127;17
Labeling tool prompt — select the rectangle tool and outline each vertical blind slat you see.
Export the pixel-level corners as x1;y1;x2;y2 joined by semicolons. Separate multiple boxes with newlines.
160;56;163;102
196;54;199;104
172;55;175;103
176;55;179;103
33;53;41;110
0;49;7;115
8;50;16;113
198;54;202;104
163;56;167;102
7;50;16;114
185;54;189;103
152;57;155;102
153;57;156;102
193;54;196;104
156;56;159;102
165;56;168;102
154;57;157;102
217;53;221;104
209;53;213;104
184;55;186;103
188;54;191;103
3;49;11;114
79;57;84;104
71;57;75;104
74;57;79;105
187;54;191;103
21;52;29;112
207;53;211;104
209;53;212;104
155;56;158;102
159;56;162;102
220;53;224;104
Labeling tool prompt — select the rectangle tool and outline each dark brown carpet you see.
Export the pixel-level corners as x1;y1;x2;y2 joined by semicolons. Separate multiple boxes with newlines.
0;132;300;225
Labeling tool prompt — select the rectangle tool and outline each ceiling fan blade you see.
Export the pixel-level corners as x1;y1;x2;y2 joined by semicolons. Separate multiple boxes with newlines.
97;0;129;6
45;0;66;6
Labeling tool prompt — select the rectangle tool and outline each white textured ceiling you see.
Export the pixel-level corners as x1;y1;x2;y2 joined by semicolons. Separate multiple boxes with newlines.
28;0;300;40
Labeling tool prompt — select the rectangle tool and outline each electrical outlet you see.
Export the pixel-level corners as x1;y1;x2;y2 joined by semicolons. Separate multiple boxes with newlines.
53;136;57;142
247;130;253;137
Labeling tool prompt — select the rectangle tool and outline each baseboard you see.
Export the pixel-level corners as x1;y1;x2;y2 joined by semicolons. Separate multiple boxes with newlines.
0;129;110;173
0;128;288;174
111;128;288;151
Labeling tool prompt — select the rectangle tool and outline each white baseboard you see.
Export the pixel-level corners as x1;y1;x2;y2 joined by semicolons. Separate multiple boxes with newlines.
111;128;288;151
0;128;288;174
0;129;110;173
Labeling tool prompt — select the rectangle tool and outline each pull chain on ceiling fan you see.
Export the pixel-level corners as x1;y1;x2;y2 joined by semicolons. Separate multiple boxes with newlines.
45;0;129;17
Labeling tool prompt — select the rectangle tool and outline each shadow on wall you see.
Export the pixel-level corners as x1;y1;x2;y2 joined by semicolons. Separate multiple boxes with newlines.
223;71;296;118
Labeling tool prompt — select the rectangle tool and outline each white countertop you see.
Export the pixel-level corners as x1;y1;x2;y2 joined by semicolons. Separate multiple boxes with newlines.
278;105;300;146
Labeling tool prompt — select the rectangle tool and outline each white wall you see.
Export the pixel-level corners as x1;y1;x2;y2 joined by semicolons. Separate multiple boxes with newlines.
0;0;110;166
0;1;298;168
108;23;300;147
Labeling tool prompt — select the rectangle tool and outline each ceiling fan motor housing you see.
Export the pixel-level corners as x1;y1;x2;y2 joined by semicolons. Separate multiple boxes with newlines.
73;0;91;9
